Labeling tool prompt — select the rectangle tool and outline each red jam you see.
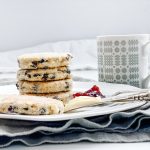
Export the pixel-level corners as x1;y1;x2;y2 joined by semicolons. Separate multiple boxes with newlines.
73;85;105;98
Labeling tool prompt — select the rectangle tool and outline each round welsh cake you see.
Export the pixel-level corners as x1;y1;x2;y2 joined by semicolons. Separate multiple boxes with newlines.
0;95;64;115
17;67;71;81
18;53;72;69
17;79;72;94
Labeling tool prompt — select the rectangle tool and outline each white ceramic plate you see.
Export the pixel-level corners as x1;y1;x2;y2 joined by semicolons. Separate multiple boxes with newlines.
0;82;145;121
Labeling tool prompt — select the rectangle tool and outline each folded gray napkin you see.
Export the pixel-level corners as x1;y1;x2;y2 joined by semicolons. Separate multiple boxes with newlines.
0;102;150;147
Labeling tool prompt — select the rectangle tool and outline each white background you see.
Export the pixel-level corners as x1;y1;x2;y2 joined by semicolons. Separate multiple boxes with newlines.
0;0;150;51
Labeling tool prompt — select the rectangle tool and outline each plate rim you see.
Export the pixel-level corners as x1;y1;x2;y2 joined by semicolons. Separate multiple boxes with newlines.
0;101;146;122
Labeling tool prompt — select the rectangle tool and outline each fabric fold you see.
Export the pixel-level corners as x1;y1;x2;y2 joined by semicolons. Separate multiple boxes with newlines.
1;107;150;147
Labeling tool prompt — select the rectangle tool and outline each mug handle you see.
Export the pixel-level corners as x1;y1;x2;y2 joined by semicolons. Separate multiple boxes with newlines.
142;41;150;88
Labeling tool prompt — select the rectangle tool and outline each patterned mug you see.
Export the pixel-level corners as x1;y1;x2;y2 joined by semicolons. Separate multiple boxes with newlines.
97;34;150;88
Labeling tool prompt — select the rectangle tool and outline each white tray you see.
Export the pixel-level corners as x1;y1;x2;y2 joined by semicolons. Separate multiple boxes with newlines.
0;82;145;121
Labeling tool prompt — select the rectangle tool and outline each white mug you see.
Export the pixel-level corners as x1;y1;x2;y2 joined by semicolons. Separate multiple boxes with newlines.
97;34;150;88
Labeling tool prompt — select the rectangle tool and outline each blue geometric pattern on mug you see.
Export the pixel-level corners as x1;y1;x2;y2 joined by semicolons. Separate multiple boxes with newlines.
98;39;140;87
104;55;113;65
129;54;138;65
121;55;127;66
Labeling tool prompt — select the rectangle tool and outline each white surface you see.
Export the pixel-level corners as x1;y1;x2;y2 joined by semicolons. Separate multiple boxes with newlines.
0;81;144;121
2;142;150;150
0;0;150;51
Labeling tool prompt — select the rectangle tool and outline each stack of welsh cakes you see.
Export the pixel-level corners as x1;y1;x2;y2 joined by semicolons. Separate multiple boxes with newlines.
16;53;73;104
